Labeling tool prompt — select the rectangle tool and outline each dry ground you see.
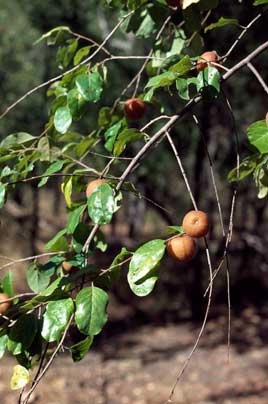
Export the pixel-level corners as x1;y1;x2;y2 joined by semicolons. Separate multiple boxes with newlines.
1;309;268;404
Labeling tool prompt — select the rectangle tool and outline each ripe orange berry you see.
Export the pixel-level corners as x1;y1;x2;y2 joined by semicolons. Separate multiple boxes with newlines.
197;51;220;72
0;293;12;315
182;210;209;238
166;0;180;7
124;98;146;120
62;261;73;273
86;179;105;199
167;235;196;263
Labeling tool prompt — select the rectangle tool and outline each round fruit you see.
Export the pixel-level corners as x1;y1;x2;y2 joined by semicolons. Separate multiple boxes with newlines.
62;261;73;273
182;210;209;238
197;51;220;72
0;293;12;315
124;98;146;120
86;179;105;198
167;235;196;263
166;0;180;7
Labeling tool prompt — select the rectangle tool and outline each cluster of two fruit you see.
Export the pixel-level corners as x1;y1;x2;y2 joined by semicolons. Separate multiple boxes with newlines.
167;210;209;263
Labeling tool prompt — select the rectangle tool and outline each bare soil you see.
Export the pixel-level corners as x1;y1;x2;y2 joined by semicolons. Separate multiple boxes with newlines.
1;309;268;404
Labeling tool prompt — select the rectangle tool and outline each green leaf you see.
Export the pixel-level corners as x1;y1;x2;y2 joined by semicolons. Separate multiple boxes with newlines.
67;88;86;119
42;298;74;342
0;334;8;359
75;72;103;102
75;286;109;336
113;128;144;157
99;247;130;288
38;160;65;187
10;365;30;390
167;226;184;235
0;182;6;208
34;26;71;44
128;239;165;284
228;156;257;182
0;133;36;150
197;66;221;99
247;120;268;153
74;46;91;65
61;176;73;208
2;271;15;297
254;0;268;5
169;55;192;75
104;121;122;152
176;78;190;100
87;183;116;225
54;106;72;134
205;17;239;32
72;223;90;253
8;314;38;355
70;335;94;362
26;263;52;293
128;266;159;297
67;204;87;234
45;229;68;252
146;71;177;90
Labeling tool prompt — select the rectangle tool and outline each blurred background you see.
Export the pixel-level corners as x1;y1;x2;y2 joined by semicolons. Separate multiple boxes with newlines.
0;1;268;403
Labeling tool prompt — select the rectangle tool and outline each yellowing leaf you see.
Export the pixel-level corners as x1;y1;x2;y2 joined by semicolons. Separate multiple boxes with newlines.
181;0;200;9
10;365;30;390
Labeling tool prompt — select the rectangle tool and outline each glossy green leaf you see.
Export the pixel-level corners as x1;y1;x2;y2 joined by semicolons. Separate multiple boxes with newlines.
2;271;15;297
74;46;91;65
75;286;108;336
67;204;87;234
128;239;165;284
87;183;116;225
205;17;239;32
128;266;159;297
146;71;177;90
45;229;68;252
54;106;72;134
166;226;184;235
197;66;221;99
169;55;192;75
10;365;30;390
42;298;74;342
99;247;130;288
75;72;103;102
247;120;268;153
113;128;144;157
0;334;8;359
254;0;268;5
26;263;52;293
70;335;94;362
0;133;36;150
8;314;38;355
0;182;6;208
38;160;65;187
104;121;122;152
61;176;73;208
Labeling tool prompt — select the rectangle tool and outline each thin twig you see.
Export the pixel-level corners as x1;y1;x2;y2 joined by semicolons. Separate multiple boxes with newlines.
247;62;268;95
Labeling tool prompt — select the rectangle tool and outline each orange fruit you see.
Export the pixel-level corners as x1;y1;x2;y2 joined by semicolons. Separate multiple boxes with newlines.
197;51;220;72
167;235;196;263
62;261;73;273
0;293;12;315
86;179;105;198
124;98;146;120
182;210;209;238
